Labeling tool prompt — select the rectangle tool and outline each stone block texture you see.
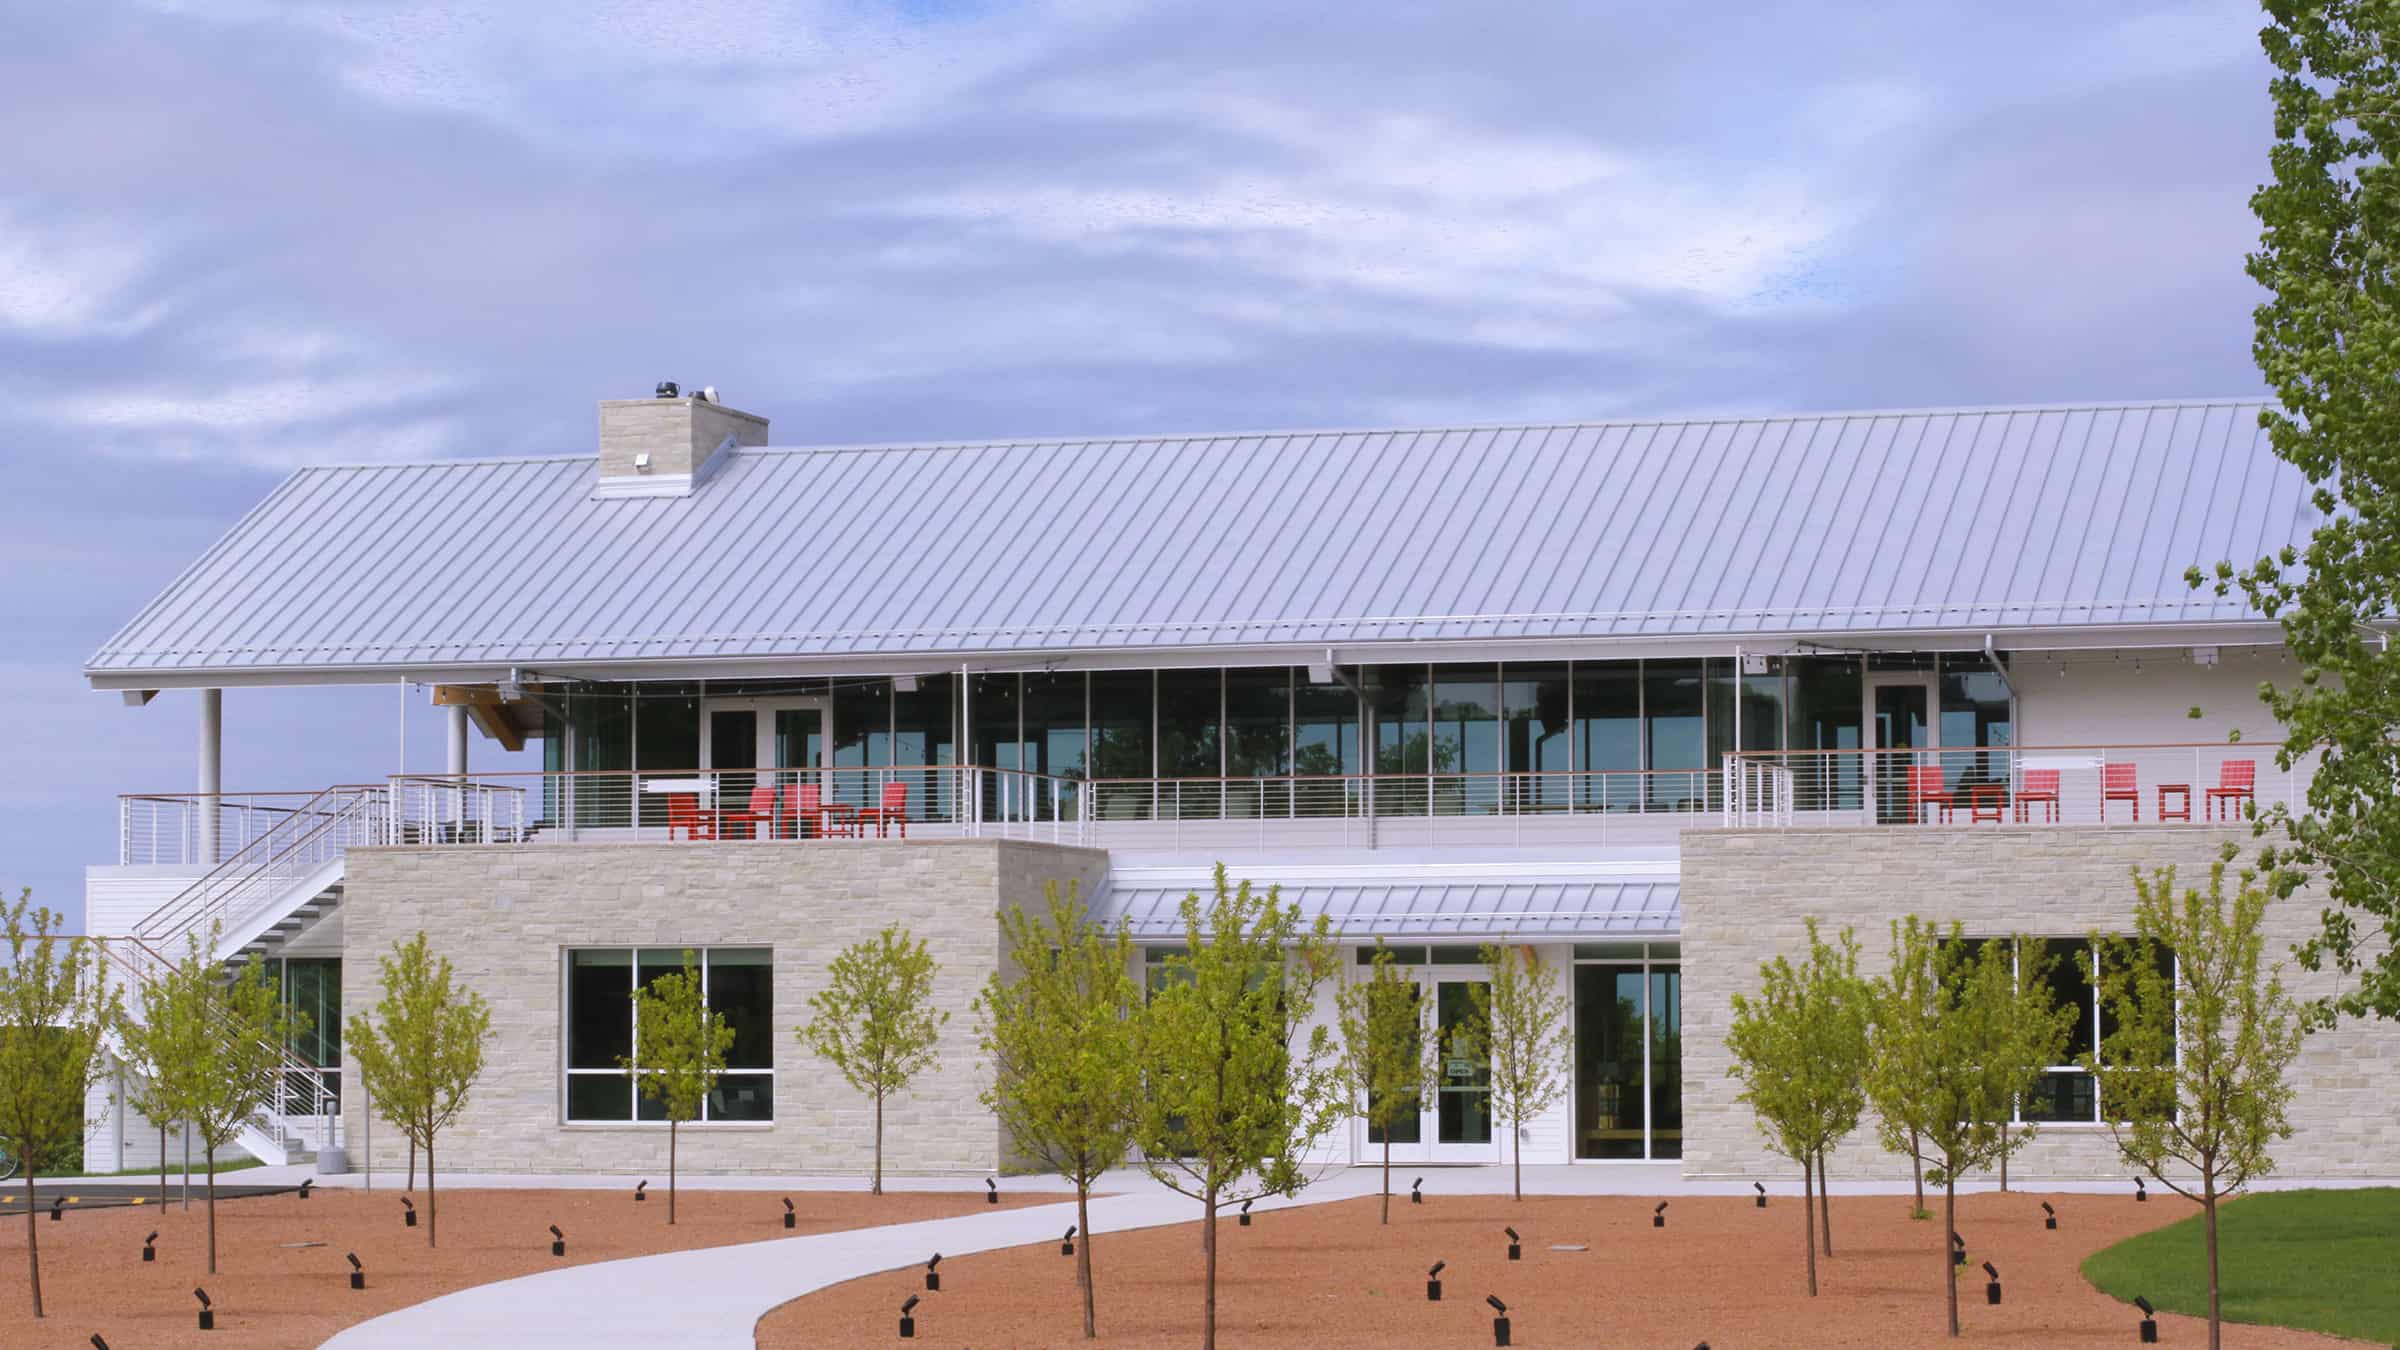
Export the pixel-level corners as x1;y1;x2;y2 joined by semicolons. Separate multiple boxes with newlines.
1682;825;2400;1183
338;839;1107;1176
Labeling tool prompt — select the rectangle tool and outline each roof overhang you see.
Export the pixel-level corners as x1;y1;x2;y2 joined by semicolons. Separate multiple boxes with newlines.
82;620;2297;692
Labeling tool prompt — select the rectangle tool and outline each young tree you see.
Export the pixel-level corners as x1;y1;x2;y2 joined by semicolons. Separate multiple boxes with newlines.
115;981;185;1212
139;929;300;1274
1468;942;1572;1202
975;882;1143;1340
346;932;494;1249
802;925;947;1195
1867;918;2075;1339
625;951;732;1226
1726;919;1870;1296
2087;859;2304;1350
0;890;119;1319
1134;865;1345;1350
2194;1;2400;1028
1337;940;1434;1224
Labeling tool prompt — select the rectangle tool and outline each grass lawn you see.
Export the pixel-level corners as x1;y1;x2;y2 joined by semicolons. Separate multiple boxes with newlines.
2082;1187;2400;1345
70;1154;271;1179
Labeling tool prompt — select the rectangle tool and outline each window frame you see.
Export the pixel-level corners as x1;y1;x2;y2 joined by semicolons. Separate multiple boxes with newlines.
562;945;776;1126
1966;935;2176;1127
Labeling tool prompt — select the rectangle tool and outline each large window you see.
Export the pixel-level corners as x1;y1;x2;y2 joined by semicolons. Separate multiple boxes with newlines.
1225;668;1292;816
1503;663;1571;812
1572;662;1642;810
1954;936;2173;1125
892;672;957;821
1573;942;1681;1159
1432;665;1501;815
566;947;774;1123
279;956;342;1110
1643;661;1706;810
1090;671;1155;819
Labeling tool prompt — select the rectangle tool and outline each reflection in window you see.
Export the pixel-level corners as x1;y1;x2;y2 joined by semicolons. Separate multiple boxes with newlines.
1432;665;1500;815
1504;664;1571;811
1643;660;1706;810
1293;679;1360;817
892;673;956;821
1022;672;1088;820
1786;657;1863;811
1573;662;1642;811
565;946;774;1123
1573;949;1681;1159
1225;668;1292;817
1157;670;1223;817
1090;671;1154;820
1370;666;1431;815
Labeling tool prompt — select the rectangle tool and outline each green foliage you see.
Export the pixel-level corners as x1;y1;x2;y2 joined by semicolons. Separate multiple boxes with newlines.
2083;1188;2400;1346
1867;917;2077;1337
1337;940;1434;1221
2088;860;2307;1350
346;932;494;1247
803;925;947;1194
976;882;1141;1339
626;950;733;1225
0;890;121;1319
1134;865;1344;1350
1468;942;1572;1202
2192;0;2400;1025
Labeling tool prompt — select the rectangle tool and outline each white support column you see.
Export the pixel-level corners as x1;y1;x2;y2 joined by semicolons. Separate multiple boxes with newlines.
197;687;223;862
446;704;470;776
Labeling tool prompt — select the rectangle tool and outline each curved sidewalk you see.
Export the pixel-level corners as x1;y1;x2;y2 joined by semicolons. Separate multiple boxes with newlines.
322;1171;1378;1350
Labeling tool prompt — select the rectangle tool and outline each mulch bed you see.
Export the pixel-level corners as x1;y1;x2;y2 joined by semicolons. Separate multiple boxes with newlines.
760;1189;2367;1348
0;1181;1042;1349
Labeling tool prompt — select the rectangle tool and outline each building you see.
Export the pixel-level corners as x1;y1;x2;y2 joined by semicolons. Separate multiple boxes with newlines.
80;391;2400;1182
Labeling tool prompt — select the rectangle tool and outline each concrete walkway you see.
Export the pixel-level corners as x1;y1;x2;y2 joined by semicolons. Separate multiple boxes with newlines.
322;1169;1381;1350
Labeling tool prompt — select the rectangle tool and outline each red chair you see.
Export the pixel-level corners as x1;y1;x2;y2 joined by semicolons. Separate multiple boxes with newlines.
784;782;852;839
664;793;717;841
2100;762;2139;821
2207;760;2257;821
2014;768;2061;823
721;785;775;840
1905;765;1957;824
854;781;911;838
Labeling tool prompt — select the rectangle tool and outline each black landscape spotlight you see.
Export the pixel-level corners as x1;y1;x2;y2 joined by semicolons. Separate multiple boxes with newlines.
985;1177;999;1205
2042;1200;2058;1231
403;1197;418;1228
1239;1198;1254;1227
899;1293;921;1339
2135;1177;2147;1203
635;1180;649;1203
2136;1295;2158;1343
925;1252;942;1291
1983;1260;2002;1306
1653;1201;1668;1229
143;1231;158;1263
1754;1182;1767;1209
299;1179;314;1200
783;1197;797;1230
1426;1260;1445;1302
50;1195;64;1222
1506;1226;1521;1261
1487;1293;1512;1347
1411;1177;1424;1206
348;1252;366;1291
549;1224;565;1257
1062;1225;1077;1257
91;1336;110;1350
194;1287;214;1332
1952;1231;1967;1266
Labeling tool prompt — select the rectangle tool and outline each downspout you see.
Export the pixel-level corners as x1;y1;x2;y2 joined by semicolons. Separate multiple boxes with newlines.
1982;634;2014;698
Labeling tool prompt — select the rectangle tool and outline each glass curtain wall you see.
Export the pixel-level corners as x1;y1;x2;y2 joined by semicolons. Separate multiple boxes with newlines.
1573;662;1642;811
1504;664;1572;812
280;957;342;1110
1786;657;1864;810
892;673;956;821
1293;678;1361;816
1573;942;1682;1159
1939;665;2013;794
1432;666;1501;815
1369;666;1432;816
1090;670;1155;819
831;679;891;809
1225;667;1292;817
1156;669;1223;818
1643;661;1706;810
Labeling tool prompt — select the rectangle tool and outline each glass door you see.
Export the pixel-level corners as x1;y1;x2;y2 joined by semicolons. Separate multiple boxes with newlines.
1865;674;1936;825
1429;975;1497;1161
702;697;832;836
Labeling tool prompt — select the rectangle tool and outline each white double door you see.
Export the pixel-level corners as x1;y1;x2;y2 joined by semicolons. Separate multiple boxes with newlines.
1359;969;1498;1164
699;696;832;789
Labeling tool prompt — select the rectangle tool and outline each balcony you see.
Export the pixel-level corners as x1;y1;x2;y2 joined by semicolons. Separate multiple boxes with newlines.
1723;742;2310;830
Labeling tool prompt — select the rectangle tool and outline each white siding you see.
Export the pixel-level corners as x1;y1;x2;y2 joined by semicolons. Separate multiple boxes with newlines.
83;864;208;939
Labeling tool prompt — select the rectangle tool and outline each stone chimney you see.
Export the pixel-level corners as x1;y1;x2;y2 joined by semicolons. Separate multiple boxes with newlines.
596;385;768;498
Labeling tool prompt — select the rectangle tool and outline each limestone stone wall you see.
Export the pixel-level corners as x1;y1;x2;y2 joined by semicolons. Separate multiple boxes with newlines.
338;838;1107;1176
1681;825;2400;1183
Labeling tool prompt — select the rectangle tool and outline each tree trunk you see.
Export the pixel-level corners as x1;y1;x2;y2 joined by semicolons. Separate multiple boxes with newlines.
668;1119;678;1226
1817;1147;1834;1257
2203;1173;2222;1350
1512;1107;1523;1201
1076;1182;1095;1339
158;1122;168;1209
1909;1132;1925;1217
1380;1129;1391;1225
1943;1176;1960;1338
205;1143;219;1274
1801;1154;1818;1297
23;1163;41;1318
872;1092;884;1197
426;1131;438;1249
408;1135;417;1193
1999;1125;2010;1193
1202;1187;1219;1350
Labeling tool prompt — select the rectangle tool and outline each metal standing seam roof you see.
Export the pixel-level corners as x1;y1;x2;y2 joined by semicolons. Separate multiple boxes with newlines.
86;399;2310;679
1090;878;1681;939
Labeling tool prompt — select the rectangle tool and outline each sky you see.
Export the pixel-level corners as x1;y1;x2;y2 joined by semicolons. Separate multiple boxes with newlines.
0;0;2279;929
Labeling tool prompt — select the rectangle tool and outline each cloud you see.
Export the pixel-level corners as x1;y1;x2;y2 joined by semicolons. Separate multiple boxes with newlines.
0;210;177;338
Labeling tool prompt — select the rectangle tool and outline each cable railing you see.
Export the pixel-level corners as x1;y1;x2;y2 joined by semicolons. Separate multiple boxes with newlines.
118;790;347;866
1722;742;2311;829
133;785;386;949
1083;768;1716;848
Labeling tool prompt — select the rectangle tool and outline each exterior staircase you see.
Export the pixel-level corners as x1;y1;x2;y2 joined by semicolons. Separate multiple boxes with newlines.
114;784;388;1165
